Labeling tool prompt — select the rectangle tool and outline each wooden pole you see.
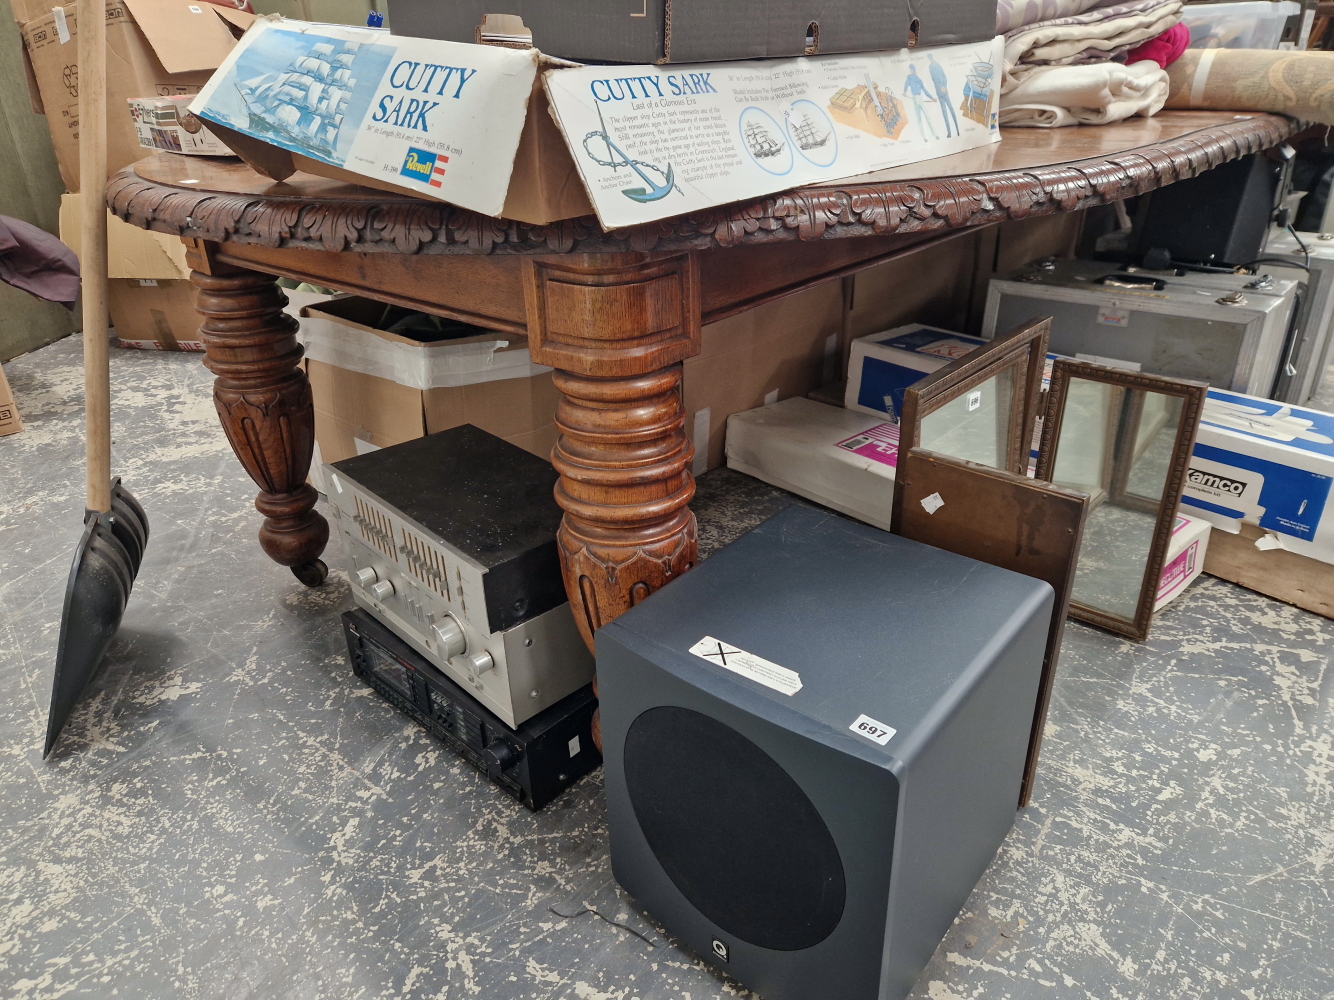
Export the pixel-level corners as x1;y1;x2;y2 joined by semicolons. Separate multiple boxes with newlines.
79;0;109;514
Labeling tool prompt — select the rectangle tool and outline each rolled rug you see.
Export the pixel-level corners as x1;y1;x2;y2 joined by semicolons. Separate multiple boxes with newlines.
1165;49;1334;127
1000;59;1170;127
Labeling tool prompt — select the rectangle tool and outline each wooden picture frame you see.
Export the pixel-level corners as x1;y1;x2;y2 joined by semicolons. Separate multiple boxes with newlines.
895;447;1089;807
1035;360;1206;641
892;317;1050;531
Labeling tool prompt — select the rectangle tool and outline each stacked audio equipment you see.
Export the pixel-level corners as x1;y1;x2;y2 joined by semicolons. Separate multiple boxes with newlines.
326;425;593;729
326;425;598;807
342;609;600;809
597;506;1053;1000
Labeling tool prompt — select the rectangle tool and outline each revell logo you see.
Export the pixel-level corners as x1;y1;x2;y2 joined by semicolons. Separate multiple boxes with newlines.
400;147;449;188
401;148;437;180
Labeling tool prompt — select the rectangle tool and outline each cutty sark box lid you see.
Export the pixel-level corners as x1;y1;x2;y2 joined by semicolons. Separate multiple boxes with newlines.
190;17;1004;228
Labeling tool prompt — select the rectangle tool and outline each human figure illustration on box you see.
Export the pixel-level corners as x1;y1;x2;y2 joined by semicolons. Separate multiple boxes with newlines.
928;54;959;137
903;65;938;142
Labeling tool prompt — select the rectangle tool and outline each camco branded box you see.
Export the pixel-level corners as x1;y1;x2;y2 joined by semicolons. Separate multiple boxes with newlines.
19;0;254;191
389;0;1001;65
726;397;900;530
1182;389;1334;565
1155;513;1210;611
845;325;985;420
129;95;235;154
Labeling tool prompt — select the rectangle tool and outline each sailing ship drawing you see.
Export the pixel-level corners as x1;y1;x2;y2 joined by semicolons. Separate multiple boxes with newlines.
235;40;360;156
744;119;785;158
787;112;829;150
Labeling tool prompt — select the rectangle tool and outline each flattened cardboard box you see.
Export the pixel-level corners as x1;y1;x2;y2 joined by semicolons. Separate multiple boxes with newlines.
192;18;1001;227
108;278;204;350
389;0;1000;65
20;0;253;191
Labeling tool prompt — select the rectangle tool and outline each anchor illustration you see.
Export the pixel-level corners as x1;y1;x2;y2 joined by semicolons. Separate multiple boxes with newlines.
582;103;679;203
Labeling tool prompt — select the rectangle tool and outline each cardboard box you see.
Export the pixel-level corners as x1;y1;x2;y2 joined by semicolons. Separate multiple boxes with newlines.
0;363;24;436
726;397;899;530
108;278;203;350
1182;389;1334;565
128;95;235;155
389;0;999;64
251;0;375;25
1204;521;1334;620
844;325;984;420
1155;513;1210;611
300;297;560;482
59;193;188;279
684;282;843;473
19;0;253;191
194;18;1002;228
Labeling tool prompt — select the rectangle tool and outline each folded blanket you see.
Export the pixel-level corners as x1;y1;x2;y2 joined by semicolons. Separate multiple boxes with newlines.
1003;0;1183;91
1164;48;1334;127
996;0;1127;34
1000;58;1170;127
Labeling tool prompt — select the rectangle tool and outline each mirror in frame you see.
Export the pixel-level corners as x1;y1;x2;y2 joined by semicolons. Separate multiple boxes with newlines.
896;317;1051;481
1035;360;1206;641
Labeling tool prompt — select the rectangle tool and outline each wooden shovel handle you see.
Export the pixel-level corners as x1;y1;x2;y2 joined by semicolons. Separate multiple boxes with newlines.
79;0;109;514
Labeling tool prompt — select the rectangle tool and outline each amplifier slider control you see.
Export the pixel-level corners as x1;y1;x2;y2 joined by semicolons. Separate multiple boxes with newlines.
432;616;467;658
354;566;378;588
370;579;395;601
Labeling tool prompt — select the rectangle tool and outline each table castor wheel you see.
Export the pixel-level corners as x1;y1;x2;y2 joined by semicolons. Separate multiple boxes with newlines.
291;559;328;587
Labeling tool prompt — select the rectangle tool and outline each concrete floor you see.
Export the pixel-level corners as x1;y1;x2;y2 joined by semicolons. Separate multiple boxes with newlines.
1;336;1332;1000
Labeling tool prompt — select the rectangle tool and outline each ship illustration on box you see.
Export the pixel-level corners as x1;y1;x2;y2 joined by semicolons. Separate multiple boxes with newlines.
960;58;996;127
828;76;906;141
235;40;359;155
744;119;785;159
787;111;829;150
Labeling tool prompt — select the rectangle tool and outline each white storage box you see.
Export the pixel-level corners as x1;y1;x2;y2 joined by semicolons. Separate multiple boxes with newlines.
1181;1;1301;50
129;96;235;156
727;398;899;530
1155;513;1211;611
1182;389;1334;564
845;325;985;420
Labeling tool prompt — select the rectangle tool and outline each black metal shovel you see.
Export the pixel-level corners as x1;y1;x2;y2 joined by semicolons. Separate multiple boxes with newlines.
45;0;149;757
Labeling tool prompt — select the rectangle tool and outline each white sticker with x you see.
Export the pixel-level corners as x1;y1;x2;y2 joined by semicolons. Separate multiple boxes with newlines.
688;637;803;696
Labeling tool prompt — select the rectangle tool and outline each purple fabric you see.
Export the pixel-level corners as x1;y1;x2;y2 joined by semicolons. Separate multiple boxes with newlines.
1124;21;1190;68
996;0;1129;33
0;215;80;309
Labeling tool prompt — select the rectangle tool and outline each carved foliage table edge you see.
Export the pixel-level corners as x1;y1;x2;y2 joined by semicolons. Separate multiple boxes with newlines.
107;115;1298;257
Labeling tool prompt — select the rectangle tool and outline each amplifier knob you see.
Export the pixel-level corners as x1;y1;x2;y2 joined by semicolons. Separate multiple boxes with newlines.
462;650;494;676
370;579;395;601
432;615;466;658
354;566;378;588
480;739;518;778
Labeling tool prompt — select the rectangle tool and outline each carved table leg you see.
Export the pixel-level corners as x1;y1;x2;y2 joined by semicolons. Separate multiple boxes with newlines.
192;265;329;586
525;252;702;649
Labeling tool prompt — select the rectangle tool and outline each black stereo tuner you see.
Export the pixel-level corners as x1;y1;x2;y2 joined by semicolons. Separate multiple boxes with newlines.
342;608;601;810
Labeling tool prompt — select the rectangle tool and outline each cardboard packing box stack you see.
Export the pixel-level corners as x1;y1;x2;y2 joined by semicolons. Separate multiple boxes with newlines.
13;0;253;347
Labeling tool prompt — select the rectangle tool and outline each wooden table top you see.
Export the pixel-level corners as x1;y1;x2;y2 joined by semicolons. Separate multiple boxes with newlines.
108;111;1298;257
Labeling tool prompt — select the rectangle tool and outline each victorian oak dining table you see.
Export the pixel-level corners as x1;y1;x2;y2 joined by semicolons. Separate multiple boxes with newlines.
106;110;1298;650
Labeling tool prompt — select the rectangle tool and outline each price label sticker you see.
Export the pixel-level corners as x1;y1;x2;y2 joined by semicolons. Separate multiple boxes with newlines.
850;714;896;746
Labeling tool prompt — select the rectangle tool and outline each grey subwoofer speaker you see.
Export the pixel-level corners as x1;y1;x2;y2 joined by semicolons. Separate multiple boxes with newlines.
598;506;1052;1000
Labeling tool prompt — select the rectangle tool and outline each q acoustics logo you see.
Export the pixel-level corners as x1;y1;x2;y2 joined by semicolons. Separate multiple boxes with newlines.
1187;468;1246;496
711;938;730;962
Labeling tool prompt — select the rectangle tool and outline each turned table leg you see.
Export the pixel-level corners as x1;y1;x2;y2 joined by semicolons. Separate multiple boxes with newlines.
191;264;329;586
525;253;702;654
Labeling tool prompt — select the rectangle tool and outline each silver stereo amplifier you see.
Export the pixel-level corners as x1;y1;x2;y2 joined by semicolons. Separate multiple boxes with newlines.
1261;228;1334;405
324;425;593;728
983;259;1299;396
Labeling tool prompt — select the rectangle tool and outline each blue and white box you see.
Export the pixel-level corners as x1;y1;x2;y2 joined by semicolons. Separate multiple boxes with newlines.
1182;390;1334;565
845;325;986;420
